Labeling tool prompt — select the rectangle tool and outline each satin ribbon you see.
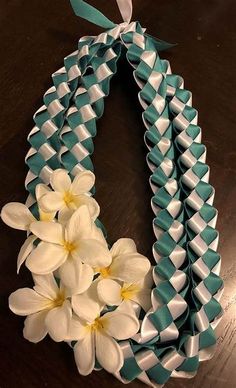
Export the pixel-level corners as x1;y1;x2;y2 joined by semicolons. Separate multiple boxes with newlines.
70;0;176;51
70;0;132;28
117;0;133;23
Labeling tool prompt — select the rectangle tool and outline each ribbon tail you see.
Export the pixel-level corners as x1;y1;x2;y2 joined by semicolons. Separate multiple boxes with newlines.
116;0;133;23
146;33;177;52
70;0;116;29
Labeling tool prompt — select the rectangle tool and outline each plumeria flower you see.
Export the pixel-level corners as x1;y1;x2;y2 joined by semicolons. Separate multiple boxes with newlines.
27;206;111;293
38;169;99;224
94;238;152;310
9;273;72;343
97;270;153;311
67;295;140;375
16;235;37;274
1;184;55;231
1;184;56;273
95;238;150;283
35;183;57;222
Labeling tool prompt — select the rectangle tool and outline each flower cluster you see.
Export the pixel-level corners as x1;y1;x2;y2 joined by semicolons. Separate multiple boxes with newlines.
1;169;152;375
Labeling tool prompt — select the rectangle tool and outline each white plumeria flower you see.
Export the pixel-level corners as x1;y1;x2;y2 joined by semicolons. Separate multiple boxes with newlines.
17;235;37;274
35;183;57;222
9;273;72;343
67;295;140;375
27;206;111;293
1;184;56;273
1;202;36;231
95;238;150;283
1;201;37;272
97;270;153;311
38;169;100;224
1;184;55;231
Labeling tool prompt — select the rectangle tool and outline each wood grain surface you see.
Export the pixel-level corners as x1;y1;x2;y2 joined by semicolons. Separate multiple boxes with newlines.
0;1;236;387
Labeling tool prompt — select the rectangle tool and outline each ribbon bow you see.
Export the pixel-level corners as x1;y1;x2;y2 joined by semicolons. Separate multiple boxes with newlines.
70;0;176;52
70;0;133;29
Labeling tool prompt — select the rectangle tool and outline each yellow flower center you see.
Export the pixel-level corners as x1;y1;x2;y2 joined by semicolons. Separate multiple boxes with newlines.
95;266;110;278
53;292;65;307
63;240;76;253
45;291;65;310
39;209;54;222
89;317;104;332
121;284;141;300
63;191;75;206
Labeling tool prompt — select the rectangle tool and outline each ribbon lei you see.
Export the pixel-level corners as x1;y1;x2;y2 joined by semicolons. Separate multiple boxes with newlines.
70;0;133;28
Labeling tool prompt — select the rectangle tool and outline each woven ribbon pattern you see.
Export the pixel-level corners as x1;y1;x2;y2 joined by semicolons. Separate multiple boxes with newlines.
24;21;223;388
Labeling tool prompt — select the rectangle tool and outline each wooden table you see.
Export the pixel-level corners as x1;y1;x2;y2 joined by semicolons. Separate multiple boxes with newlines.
0;1;235;387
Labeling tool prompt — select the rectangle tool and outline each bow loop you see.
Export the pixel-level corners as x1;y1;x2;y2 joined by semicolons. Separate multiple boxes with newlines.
70;0;133;29
116;0;133;23
70;0;176;51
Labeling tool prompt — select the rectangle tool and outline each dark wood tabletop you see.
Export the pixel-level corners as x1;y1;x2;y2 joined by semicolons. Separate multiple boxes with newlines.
0;1;236;387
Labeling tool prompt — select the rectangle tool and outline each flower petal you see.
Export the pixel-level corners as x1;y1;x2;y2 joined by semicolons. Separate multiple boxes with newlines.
97;279;122;306
30;221;64;244
26;242;67;274
101;311;140;340
33;273;59;300
83;278;105;310
66;316;88;341
116;300;137;316
110;253;151;283
65;206;92;242
39;209;56;222
73;195;100;221
95;331;123;373
131;289;152;311
9;288;48;316
35;183;51;201
39;191;65;212
45;300;72;342
23;310;48;343
72;294;100;323
59;259;93;294
50;169;71;192
74;331;95;375
58;207;74;224
139;268;154;289
1;202;35;231
110;238;137;257
75;239;111;268
90;223;107;244
71;170;95;195
17;235;37;273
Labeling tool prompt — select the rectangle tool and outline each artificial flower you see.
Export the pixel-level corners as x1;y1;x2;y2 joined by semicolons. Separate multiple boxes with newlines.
35;183;56;222
1;202;35;231
67;295;140;375
1;184;55;231
38;169;99;223
27;206;111;293
9;273;72;343
1;185;56;272
97;269;153;311
95;238;150;283
17;235;37;274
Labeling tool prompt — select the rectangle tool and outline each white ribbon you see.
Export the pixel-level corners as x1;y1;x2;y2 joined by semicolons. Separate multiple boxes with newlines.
116;0;133;23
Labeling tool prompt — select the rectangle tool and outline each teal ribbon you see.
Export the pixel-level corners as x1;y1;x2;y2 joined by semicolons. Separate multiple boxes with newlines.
70;0;176;51
70;0;116;29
